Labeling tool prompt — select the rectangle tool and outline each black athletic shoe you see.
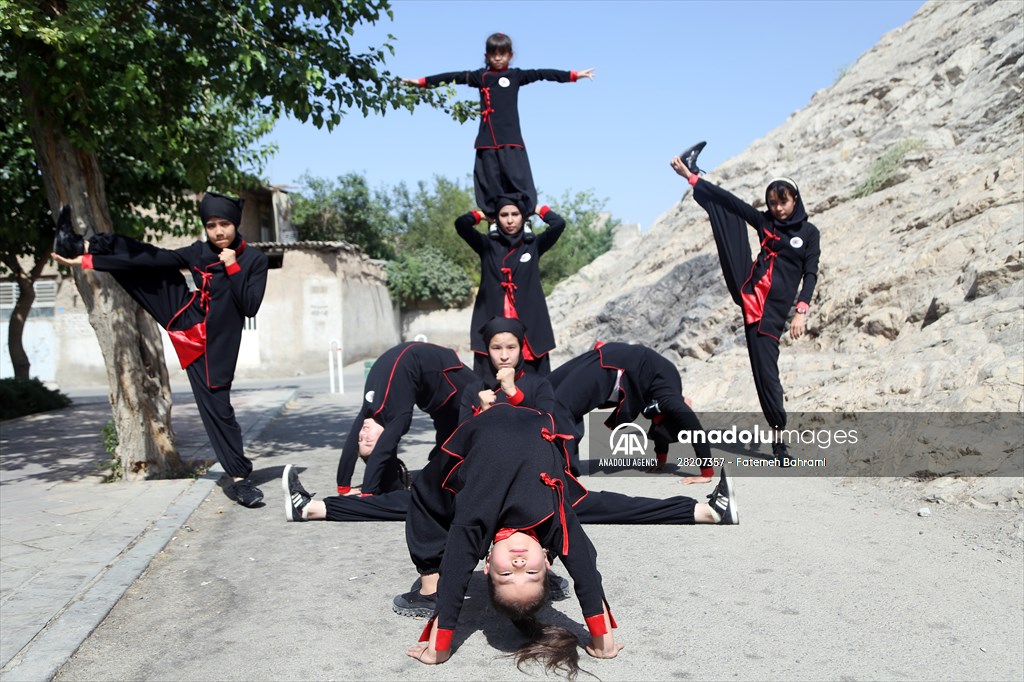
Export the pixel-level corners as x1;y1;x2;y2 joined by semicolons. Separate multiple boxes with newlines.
393;589;437;617
53;205;84;258
397;458;412;490
488;221;500;240
232;479;264;508
706;465;737;525
521;222;536;243
641;399;661;419
548;571;571;601
679;140;707;175
282;464;314;521
772;440;792;467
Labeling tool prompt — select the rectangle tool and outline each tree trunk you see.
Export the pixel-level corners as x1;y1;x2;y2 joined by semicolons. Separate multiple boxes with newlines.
19;77;187;480
1;253;45;381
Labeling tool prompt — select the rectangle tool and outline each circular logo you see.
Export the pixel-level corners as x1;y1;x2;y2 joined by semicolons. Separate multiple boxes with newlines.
520;252;532;263
790;237;804;248
364;390;375;403
498;77;510;88
608;423;649;456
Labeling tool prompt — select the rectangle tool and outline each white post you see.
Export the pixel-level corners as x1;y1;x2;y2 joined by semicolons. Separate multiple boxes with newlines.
329;339;344;394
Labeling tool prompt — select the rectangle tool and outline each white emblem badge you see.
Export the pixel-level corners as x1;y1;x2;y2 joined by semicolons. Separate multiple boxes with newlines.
499;77;510;88
365;390;375;403
520;252;532;263
790;237;804;248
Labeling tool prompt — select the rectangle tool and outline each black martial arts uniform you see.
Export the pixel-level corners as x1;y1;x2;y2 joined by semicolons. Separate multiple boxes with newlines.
412;67;580;215
82;231;268;479
459;368;555;422
318;404;697;531
411;405;615;654
690;177;820;430
456;209;565;375
548;342;713;477
335;342;476;496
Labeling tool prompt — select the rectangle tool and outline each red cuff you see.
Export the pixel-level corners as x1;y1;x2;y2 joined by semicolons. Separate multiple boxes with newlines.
337;486;351;495
507;387;525;406
418;619;453;651
795;302;810;314
585;613;608;637
434;628;453;651
470;210;485;224
81;254;94;270
537;205;551;220
570;71;578;82
688;174;699;187
416;77;426;87
225;261;241;276
701;466;714;477
656;453;668;465
418;617;435;643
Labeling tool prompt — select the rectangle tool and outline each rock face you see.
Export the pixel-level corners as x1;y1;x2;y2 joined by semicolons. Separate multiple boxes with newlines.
547;0;1023;415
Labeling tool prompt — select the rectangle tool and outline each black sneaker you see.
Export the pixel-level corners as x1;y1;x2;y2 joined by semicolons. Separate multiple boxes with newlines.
706;465;737;525
393;589;437;617
397;458;412;490
488;221;500;240
282;464;314;521
772;441;792;467
232;479;264;508
641;399;661;419
522;222;536;243
53;205;84;258
548;571;571;601
679;140;707;175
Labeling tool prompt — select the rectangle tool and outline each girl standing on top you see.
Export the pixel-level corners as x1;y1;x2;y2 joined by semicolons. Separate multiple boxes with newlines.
404;32;594;226
671;143;821;462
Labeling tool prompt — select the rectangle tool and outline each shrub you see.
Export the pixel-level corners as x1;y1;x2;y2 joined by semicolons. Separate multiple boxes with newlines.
0;377;72;420
386;246;473;308
853;139;924;198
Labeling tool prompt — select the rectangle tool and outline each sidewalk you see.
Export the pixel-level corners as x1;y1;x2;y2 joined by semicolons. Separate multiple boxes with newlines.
0;370;317;682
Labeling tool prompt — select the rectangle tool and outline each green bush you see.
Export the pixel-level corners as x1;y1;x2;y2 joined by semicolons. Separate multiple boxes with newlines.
386;246;473;308
853;139;924;198
0;377;72;420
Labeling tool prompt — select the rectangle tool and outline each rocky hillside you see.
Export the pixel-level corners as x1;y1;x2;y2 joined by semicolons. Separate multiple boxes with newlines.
548;0;1023;415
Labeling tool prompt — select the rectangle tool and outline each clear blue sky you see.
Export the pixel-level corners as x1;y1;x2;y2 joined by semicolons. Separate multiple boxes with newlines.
263;0;924;230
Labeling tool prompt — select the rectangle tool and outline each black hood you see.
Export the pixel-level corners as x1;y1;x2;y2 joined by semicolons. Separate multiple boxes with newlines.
478;316;527;378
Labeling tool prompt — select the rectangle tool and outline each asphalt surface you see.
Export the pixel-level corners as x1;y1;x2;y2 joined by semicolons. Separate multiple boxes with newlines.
1;364;1022;682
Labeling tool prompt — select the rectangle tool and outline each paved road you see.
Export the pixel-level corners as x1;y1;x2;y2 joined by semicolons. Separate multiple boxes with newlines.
2;365;1022;681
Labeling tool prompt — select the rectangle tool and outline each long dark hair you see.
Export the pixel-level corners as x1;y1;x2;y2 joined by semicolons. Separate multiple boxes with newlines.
488;577;595;681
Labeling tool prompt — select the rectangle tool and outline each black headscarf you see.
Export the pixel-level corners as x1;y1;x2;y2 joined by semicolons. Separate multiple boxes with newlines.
764;177;807;228
494;194;527;244
200;191;245;228
478;316;527;378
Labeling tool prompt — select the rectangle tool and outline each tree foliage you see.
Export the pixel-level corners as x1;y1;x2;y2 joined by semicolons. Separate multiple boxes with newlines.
1;0;463;478
291;172;398;259
390;176;478;281
386;246;473;308
539;189;618;295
